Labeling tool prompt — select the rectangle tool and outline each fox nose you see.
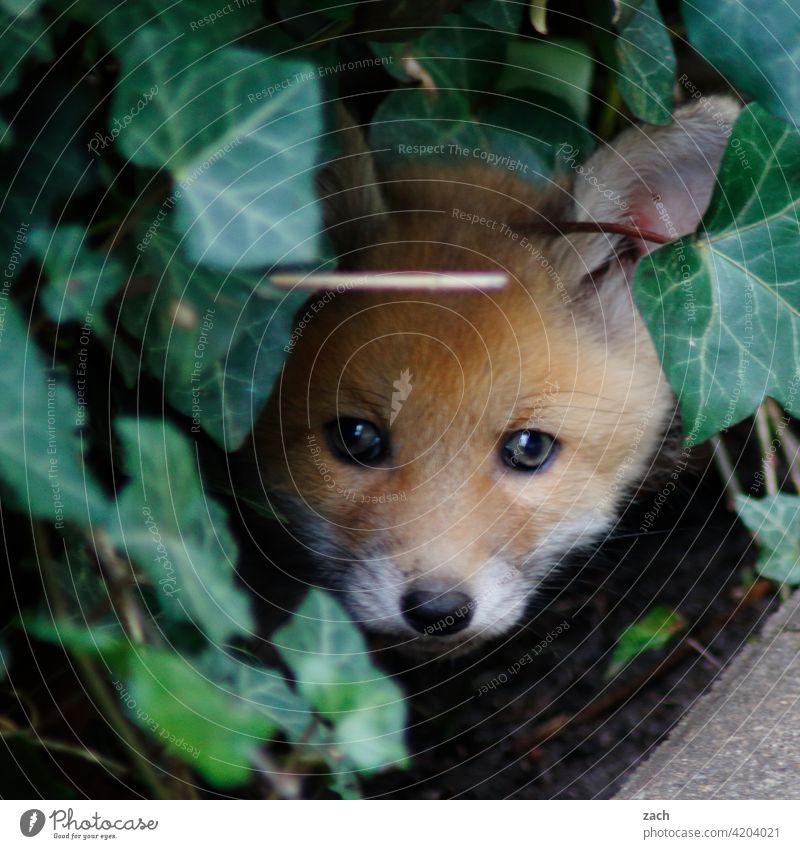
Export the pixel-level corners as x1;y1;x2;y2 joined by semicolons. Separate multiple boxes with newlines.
400;590;474;636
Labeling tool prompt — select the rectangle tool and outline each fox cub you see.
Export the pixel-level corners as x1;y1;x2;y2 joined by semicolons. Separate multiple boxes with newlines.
256;98;739;654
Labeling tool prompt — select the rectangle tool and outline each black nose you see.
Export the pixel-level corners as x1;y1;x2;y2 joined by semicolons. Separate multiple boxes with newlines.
400;590;474;636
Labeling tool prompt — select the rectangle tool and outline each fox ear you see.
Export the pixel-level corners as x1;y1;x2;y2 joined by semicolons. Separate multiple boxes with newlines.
567;96;741;266
316;105;387;261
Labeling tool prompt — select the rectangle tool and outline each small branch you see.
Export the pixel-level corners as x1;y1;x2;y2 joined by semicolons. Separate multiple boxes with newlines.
94;531;148;645
251;749;302;800
766;399;800;493
33;522;170;799
1;729;129;774
710;434;743;508
686;637;723;670
754;404;779;495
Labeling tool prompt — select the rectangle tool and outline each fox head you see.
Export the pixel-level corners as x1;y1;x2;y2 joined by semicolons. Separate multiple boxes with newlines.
254;98;739;654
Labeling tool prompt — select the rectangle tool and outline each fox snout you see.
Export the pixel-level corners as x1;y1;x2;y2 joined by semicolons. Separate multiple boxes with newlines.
400;588;475;636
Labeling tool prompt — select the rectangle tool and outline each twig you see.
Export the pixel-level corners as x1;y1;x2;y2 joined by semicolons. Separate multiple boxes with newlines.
251;749;302;800
766;398;800;493
1;729;129;774
33;522;170;799
686;637;723;670
94;531;148;645
710;434;743;508
754;404;779;494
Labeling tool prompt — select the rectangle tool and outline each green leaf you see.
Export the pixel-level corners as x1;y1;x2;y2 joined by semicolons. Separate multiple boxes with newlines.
274;589;408;774
110;418;253;643
371;85;590;183
113;29;322;269
199;648;315;743
26;617;125;654
633;105;800;443
371;22;591;181
614;0;675;124
332;689;408;774
0;8;51;96
1;80;100;226
0;113;11;149
1;0;43;16
123;226;306;449
607;606;685;678
0;299;106;526
274;589;369;716
736;493;800;586
684;0;800;126
370;14;507;91
461;0;525;31
495;38;594;124
278;0;356;23
52;0;261;52
30;226;127;322
120;648;275;787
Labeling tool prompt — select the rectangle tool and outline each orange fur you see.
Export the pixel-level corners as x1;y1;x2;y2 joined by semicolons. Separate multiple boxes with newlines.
254;99;737;652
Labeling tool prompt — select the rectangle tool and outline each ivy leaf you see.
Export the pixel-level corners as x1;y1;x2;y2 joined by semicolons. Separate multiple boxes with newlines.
332;689;408;774
461;0;525;31
684;0;800;126
51;0;261;52
614;0;675;124
121;648;275;788
123;227;305;450
274;589;408;774
1;0;43;16
370;14;507;91
495;38;594;124
736;494;800;586
30;226;127;322
199;648;315;744
110;418;253;643
0;8;51;96
0;299;106;526
356;0;461;41
633;105;800;443
113;29;322;269
607;606;685;678
370;20;591;181
274;589;369;716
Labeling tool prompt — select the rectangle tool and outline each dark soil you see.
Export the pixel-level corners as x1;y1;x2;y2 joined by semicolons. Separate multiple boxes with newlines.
353;446;777;799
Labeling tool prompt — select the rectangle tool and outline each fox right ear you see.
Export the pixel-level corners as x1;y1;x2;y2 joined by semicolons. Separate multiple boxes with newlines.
316;105;387;261
566;96;741;271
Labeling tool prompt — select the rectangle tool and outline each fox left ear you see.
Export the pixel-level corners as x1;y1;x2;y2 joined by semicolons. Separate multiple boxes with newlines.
567;96;741;266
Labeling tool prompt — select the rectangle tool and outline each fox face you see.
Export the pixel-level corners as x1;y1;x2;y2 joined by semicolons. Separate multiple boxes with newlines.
255;98;739;654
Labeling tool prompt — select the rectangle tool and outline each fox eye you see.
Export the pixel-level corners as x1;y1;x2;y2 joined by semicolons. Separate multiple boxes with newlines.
501;429;558;472
327;417;386;464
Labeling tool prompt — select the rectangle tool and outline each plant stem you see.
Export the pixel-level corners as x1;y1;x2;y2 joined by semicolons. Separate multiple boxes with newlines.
33;523;170;799
1;729;129;774
754;404;779;494
710;434;743;508
94;531;148;645
251;749;302;799
766;398;800;493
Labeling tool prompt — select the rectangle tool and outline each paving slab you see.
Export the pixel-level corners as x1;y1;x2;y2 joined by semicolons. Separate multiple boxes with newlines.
616;589;800;799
